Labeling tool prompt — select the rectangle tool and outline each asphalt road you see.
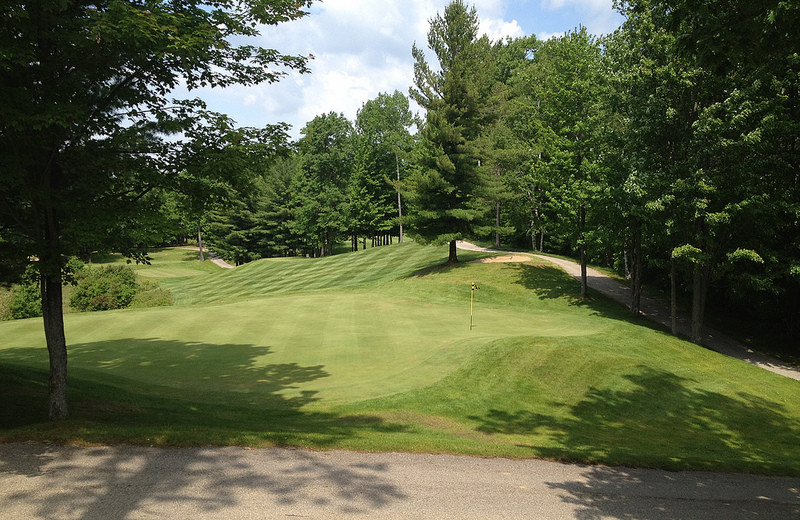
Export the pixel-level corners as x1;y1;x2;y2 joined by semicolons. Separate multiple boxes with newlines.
2;443;799;519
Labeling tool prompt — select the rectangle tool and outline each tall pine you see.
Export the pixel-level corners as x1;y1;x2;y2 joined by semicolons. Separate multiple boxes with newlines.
407;0;489;263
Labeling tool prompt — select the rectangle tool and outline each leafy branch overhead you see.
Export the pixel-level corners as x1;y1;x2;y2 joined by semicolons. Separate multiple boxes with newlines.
0;0;314;420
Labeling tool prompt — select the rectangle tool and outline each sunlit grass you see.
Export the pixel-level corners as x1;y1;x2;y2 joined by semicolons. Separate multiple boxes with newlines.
1;242;798;476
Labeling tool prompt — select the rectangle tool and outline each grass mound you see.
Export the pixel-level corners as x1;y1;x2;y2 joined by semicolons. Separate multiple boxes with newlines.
1;242;798;475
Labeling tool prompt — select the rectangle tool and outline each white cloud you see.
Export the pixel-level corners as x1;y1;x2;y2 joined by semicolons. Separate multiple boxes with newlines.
537;31;566;41
538;0;622;36
480;18;526;41
181;0;621;139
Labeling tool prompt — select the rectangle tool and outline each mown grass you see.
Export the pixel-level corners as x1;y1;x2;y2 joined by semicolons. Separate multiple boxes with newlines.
1;242;798;476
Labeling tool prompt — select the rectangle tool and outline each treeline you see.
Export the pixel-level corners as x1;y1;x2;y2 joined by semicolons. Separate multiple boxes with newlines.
190;91;413;263
190;0;799;350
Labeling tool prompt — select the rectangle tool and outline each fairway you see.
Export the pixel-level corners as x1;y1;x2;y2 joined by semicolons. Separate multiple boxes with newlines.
1;242;799;476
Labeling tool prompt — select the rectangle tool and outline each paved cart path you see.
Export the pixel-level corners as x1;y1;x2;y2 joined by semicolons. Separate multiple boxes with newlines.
458;241;800;382
1;443;798;519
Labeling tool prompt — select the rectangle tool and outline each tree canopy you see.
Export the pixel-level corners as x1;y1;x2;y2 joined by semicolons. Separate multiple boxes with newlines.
0;0;312;419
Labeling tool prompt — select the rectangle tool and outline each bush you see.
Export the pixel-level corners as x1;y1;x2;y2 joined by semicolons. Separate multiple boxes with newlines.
70;265;139;311
0;286;14;321
9;265;42;319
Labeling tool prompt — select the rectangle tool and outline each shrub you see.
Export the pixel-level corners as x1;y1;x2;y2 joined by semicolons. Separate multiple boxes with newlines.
70;265;139;311
9;265;42;319
0;285;15;321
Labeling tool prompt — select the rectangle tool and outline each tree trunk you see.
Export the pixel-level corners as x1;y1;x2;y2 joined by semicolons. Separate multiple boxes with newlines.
530;224;536;251
396;153;404;243
579;204;588;298
630;224;642;315
495;202;501;248
448;240;458;263
670;255;678;336
197;221;205;262
41;271;68;420
690;264;709;344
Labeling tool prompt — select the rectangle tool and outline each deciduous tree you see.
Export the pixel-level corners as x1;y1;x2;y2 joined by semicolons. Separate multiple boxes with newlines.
0;0;311;419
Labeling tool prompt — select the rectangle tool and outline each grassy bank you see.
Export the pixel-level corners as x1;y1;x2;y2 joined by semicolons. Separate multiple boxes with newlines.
1;242;798;476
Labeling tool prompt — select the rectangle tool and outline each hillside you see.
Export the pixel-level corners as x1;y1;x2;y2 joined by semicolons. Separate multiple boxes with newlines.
1;242;798;476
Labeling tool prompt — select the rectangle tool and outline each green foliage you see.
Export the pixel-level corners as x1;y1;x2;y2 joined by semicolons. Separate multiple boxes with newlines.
0;286;12;321
406;1;491;260
9;265;41;320
70;266;139;312
293;112;355;256
350;91;414;240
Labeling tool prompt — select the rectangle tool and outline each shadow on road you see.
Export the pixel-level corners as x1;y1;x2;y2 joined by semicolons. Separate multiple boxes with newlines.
0;443;407;518
547;464;800;520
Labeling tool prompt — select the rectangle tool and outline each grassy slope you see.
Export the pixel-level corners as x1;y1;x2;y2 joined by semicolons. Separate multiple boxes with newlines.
1;242;798;475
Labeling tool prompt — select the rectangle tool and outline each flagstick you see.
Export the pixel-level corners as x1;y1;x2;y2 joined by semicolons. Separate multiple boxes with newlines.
470;288;474;330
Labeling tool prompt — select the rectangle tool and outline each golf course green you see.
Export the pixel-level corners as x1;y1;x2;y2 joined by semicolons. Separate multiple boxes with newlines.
1;242;799;476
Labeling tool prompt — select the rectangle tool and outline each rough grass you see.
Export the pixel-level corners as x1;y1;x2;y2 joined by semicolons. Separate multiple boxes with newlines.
1;242;798;476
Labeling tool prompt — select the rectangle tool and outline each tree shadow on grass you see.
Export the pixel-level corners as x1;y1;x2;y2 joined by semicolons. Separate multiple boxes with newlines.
0;338;409;441
513;263;668;332
514;263;587;303
469;367;800;476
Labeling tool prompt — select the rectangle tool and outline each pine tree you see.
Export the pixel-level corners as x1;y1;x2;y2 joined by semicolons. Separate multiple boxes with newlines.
406;0;490;263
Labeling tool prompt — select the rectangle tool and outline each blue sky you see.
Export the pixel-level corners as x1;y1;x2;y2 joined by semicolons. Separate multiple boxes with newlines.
181;0;624;140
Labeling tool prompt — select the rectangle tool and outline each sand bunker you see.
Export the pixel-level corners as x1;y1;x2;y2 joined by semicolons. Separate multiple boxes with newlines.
469;255;531;263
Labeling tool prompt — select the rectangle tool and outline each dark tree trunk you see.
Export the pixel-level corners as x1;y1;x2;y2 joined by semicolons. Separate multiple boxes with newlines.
670;255;678;336
448;240;458;263
41;271;68;420
197;222;205;262
396;153;404;243
531;225;536;252
495;202;501;248
630;224;642;315
579;204;587;298
690;264;709;344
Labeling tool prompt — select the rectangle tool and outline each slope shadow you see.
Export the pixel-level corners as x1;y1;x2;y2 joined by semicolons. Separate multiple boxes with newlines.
513;263;667;332
469;367;800;476
0;338;408;440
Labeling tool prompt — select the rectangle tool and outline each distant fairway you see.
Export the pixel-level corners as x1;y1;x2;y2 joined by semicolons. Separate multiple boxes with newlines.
1;242;799;476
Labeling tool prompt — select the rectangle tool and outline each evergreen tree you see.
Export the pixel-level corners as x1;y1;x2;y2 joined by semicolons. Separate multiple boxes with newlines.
406;0;490;263
295;113;354;257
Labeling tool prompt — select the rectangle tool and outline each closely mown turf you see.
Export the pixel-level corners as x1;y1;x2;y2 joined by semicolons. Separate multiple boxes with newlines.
1;242;798;476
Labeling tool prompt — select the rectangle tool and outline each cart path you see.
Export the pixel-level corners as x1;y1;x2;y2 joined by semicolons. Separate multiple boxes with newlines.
457;241;800;382
1;443;798;519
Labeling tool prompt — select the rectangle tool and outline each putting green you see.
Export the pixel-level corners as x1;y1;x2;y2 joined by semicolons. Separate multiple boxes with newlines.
0;286;608;407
